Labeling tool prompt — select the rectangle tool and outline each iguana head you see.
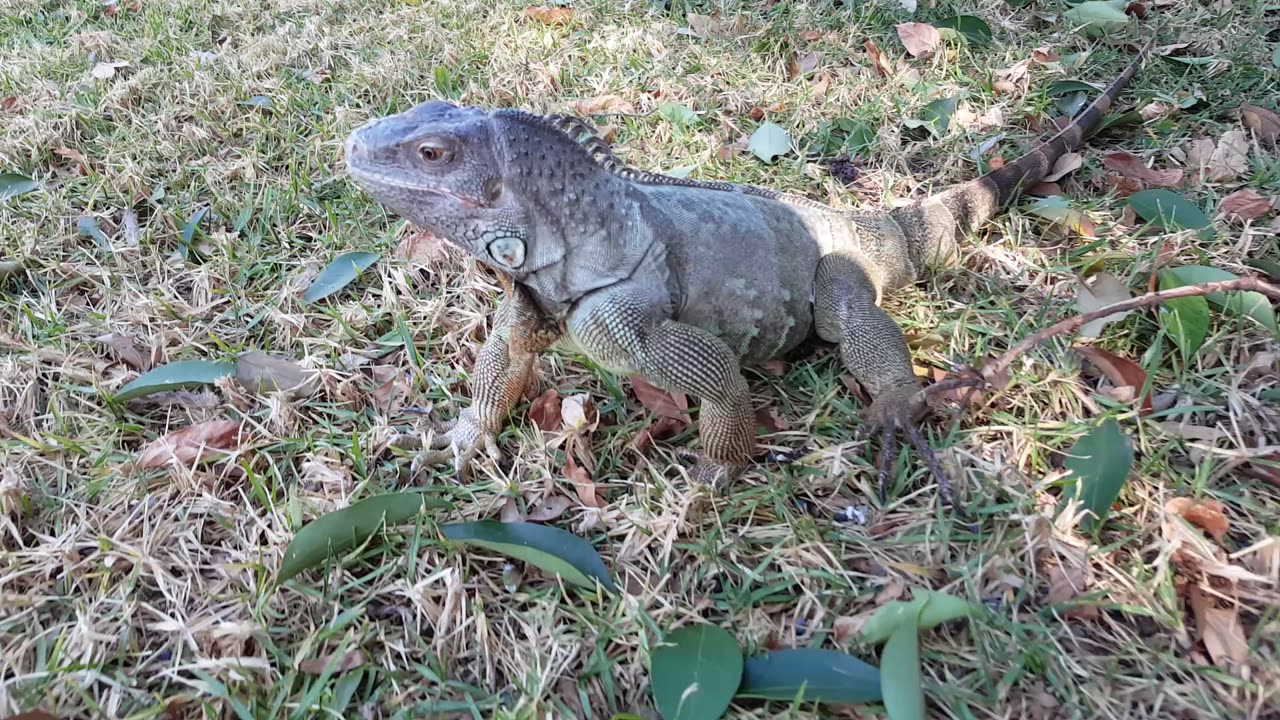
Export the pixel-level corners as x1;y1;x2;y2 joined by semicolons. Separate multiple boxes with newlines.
344;100;530;272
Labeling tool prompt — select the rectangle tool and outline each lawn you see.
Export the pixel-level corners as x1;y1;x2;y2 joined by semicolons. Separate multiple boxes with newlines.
2;0;1279;718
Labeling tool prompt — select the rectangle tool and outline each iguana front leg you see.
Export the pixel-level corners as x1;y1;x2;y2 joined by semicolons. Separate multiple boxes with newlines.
569;283;755;485
407;283;562;480
814;254;955;508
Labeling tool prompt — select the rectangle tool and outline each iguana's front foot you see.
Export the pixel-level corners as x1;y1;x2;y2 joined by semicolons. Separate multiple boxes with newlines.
402;408;502;482
858;383;955;511
675;449;748;489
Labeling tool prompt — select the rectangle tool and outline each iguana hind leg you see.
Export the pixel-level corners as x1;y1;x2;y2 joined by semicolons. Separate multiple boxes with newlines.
406;284;562;481
814;254;956;509
568;283;755;485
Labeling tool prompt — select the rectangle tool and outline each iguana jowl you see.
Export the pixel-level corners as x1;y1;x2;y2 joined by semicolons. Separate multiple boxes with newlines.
344;48;1147;504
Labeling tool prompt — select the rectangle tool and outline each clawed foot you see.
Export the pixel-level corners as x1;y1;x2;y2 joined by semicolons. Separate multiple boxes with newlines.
857;383;958;512
391;408;500;483
675;449;747;489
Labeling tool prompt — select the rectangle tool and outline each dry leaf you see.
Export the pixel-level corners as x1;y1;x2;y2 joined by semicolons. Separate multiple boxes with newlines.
94;332;151;371
501;497;524;523
800;29;823;41
632;416;687;454
864;40;895;78
396;230;451;264
629;375;691;422
136;419;248;468
1243;453;1280;489
1101;152;1183;188
1043;152;1083;183
54;146;90;173
528;388;562;432
571;94;635;115
987;156;1006;169
564;453;605;508
896;22;941;58
755;406;788;432
1167;497;1229;543
1162;501;1268;583
522;6;572;25
298;649;365;675
1028;182;1062;197
809;72;831;98
833;611;875;644
1187;585;1249;669
560;393;598;433
1074;345;1153;415
929;367;984;406
0;96;20;113
369;366;406;416
236;351;317;398
1240;104;1280;147
527;494;574;522
1139;101;1171;121
874;579;907;605
1031;47;1060;64
761;360;788;376
1206;130;1250;183
1076;272;1132;338
789;51;820;80
91;61;129;79
1218;189;1271;222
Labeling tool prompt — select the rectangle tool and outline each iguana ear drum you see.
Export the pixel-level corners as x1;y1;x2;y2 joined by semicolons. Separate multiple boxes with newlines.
487;236;525;269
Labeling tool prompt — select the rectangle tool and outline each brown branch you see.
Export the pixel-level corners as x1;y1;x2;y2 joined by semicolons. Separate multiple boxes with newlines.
927;276;1280;398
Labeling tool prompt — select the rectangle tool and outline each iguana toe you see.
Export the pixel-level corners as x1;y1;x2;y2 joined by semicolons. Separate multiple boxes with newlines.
860;384;958;512
401;408;498;483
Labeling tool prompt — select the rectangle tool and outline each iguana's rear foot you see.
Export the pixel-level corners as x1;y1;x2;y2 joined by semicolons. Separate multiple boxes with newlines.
858;383;956;510
400;408;501;482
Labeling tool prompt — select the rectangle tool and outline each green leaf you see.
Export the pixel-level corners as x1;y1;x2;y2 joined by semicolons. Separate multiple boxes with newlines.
181;206;208;246
666;165;697;179
1093;109;1143;135
1128;189;1214;240
881;608;926;720
748;122;793;163
658;102;698;127
1247;259;1280;282
1054;91;1089;117
1063;1;1130;37
1164;265;1278;336
442;520;618;592
1061;418;1134;530
1158;288;1210;358
650;624;742;720
931;15;992;46
303;251;381;303
112;359;235;402
737;648;881;704
77;216;111;249
0;173;39;200
278;491;452;582
1046;80;1102;97
858;589;980;646
1026;196;1095;236
902;96;956;138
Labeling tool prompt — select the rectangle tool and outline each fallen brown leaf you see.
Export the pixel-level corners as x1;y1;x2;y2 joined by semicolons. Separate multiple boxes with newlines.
755;406;788;432
396;230;451;264
1187;585;1249;669
137;419;248;468
1240;104;1280;147
1242;453;1280;489
500;497;524;523
987;156;1005;170
1162;500;1267;583
522;5;572;25
1028;181;1063;197
564;453;605;508
800;29;823;41
896;22;941;58
54;147;90;173
929;367;984;406
298;649;365;675
1218;189;1271;222
1205;130;1250;183
236;351;317;398
1166;497;1229;543
1074;345;1153;416
789;51;820;80
93;332;151;371
560;393;598;433
632;416;687;454
629;375;691;422
369;366;406;416
528;388;562;432
0;97;20;113
570;94;635;115
527;494;574;522
1031;47;1059;64
1043;152;1083;183
1101;151;1183;188
864;40;895;78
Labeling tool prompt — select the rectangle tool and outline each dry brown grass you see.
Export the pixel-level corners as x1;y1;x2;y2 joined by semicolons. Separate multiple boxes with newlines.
2;0;1279;718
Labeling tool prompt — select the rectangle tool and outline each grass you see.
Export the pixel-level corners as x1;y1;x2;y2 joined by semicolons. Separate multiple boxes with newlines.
2;0;1279;717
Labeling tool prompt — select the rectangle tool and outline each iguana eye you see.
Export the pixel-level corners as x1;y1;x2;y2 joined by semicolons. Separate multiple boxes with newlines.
418;142;453;164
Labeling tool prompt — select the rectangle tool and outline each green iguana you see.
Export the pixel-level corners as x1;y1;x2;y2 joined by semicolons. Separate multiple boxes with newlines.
344;44;1149;507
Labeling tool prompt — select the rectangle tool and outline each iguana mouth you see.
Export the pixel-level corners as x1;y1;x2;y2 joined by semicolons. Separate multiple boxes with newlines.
347;165;484;209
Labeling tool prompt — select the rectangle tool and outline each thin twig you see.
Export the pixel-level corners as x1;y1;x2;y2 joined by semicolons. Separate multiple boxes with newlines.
927;276;1280;398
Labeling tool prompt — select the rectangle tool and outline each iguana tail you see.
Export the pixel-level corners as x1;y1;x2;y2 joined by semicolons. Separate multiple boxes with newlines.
890;38;1154;273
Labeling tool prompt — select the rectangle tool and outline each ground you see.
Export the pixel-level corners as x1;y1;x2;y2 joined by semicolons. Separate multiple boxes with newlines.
2;0;1279;718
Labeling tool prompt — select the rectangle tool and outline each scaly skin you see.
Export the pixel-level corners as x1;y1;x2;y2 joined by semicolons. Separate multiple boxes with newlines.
345;43;1151;505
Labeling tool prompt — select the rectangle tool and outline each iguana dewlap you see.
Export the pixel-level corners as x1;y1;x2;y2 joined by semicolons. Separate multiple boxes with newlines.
344;47;1147;505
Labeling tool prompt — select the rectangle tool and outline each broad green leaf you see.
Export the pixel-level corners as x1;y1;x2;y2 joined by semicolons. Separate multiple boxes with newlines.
658;102;698;127
1093;109;1143;135
1247;259;1280;282
278;491;452;582
737;645;885;702
1164;265;1277;336
881;608;926;720
1027;196;1095;237
0;173;39;200
1160;55;1220;67
1054;91;1089;117
1158;271;1211;357
748;122;793;163
442;520;618;592
737;648;881;704
244;95;274;109
1061;418;1133;530
303;251;381;303
1046;80;1102;97
650;624;742;720
112;359;235;401
902;96;956;138
77;216;111;249
181;206;208;246
858;589;980;646
1128;190;1214;240
1063;1;1129;37
931;15;992;46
